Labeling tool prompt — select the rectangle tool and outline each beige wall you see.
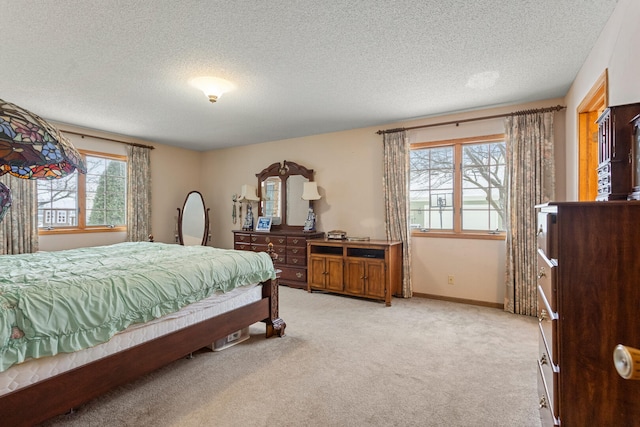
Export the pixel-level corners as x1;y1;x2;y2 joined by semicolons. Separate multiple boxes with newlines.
201;98;565;305
563;0;640;200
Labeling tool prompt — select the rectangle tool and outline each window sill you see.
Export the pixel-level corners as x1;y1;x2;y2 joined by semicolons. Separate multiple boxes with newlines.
39;227;126;236
411;230;505;241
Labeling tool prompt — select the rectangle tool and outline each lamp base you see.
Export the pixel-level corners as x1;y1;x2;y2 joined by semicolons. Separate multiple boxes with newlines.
303;207;316;232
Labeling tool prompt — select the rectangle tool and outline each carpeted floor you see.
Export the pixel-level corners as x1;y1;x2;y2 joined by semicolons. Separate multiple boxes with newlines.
42;286;541;427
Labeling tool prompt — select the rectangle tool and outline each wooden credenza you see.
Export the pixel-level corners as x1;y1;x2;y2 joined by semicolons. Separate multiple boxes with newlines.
233;230;324;289
307;239;402;306
536;202;640;426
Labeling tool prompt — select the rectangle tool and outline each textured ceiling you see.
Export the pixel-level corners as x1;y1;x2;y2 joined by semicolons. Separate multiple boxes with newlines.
2;1;619;151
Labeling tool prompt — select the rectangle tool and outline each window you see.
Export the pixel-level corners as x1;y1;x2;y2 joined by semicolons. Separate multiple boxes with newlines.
410;134;506;237
38;150;127;232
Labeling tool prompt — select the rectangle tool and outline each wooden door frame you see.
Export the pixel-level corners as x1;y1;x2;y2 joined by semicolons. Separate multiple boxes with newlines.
577;69;608;201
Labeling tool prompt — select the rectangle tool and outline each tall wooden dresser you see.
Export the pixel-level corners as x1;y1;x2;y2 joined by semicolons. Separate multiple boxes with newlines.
233;230;324;289
536;201;640;426
596;103;640;200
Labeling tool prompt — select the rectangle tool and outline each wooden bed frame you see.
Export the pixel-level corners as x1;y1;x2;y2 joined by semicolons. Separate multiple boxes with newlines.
0;277;285;426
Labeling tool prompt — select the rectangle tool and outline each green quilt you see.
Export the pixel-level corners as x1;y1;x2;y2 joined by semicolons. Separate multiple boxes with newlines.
0;242;276;372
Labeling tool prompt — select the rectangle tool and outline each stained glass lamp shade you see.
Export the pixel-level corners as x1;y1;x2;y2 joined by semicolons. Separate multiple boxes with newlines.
0;98;86;221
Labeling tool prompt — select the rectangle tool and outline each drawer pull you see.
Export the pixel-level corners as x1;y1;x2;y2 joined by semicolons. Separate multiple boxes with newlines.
537;267;546;279
278;238;285;243
613;344;640;380
539;309;548;322
265;237;271;243
296;272;303;279
539;396;548;409
291;248;299;254
540;353;548;365
292;238;299;244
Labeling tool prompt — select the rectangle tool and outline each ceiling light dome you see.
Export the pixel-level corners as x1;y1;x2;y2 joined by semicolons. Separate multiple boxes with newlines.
189;76;235;103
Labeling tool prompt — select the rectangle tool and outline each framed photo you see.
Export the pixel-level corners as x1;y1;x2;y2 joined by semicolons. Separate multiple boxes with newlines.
255;216;272;232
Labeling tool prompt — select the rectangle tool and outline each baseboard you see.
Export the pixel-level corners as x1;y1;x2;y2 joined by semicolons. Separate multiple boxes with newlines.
412;292;504;309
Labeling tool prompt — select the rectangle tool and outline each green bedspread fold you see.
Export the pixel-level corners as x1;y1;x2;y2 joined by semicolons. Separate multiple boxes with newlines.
0;242;276;372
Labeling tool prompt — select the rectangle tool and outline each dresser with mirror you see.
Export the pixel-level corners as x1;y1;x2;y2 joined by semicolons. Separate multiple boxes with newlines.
233;161;323;289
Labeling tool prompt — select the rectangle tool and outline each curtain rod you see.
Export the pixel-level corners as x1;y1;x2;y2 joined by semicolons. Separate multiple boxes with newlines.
376;104;566;135
62;129;155;150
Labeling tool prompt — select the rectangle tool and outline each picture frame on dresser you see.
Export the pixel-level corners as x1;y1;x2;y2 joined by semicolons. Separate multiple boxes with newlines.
255;216;272;232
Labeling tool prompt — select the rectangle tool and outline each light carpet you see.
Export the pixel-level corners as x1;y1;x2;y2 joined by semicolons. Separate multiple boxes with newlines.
42;286;541;427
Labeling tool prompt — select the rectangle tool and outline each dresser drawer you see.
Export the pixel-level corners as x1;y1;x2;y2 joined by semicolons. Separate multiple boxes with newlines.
234;242;250;251
287;235;306;247
287;245;305;257
234;233;251;244
538;329;559;416
537;289;557;365
251;234;286;245
537;211;557;259
537;359;560;426
279;266;306;283
537;249;557;312
287;254;306;267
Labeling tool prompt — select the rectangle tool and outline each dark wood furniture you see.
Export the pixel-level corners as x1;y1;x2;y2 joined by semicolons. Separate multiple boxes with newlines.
234;229;323;289
596;103;640;200
307;239;402;306
629;114;640;200
0;278;285;427
536;201;640;426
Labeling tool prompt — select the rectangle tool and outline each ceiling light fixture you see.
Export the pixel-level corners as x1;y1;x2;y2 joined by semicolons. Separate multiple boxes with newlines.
189;76;235;103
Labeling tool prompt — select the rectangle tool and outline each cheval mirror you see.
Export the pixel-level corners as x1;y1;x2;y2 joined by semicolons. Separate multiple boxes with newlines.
177;191;210;245
257;160;314;230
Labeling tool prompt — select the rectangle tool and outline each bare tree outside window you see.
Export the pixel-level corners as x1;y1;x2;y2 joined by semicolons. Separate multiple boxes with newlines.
410;137;506;233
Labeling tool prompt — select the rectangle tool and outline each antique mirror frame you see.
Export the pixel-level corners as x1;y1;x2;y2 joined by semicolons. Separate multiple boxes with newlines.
256;160;314;231
177;190;210;245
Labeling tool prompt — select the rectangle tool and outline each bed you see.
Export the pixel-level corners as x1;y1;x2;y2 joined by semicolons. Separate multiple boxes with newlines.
0;242;285;426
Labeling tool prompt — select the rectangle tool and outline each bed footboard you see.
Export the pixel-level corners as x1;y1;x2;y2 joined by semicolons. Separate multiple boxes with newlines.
0;277;284;427
263;274;286;337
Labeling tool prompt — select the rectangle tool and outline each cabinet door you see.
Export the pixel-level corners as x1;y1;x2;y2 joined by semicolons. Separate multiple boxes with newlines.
364;259;386;299
344;259;365;295
308;255;328;289
325;257;344;292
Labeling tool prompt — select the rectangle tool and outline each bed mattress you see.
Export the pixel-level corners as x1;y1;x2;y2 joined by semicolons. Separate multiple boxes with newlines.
0;283;262;396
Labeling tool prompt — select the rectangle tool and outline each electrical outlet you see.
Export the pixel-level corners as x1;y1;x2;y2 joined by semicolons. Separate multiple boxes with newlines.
448;274;455;285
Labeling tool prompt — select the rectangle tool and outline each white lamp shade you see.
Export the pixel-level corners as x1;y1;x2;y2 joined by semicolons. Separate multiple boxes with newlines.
239;184;260;201
301;182;321;200
189;76;235;102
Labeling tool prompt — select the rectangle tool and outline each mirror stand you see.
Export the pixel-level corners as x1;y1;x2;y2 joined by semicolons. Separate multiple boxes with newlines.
177;191;210;245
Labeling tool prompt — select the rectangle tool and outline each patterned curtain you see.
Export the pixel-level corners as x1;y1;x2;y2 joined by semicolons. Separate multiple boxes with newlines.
383;131;412;297
0;174;38;254
126;145;152;242
504;112;555;315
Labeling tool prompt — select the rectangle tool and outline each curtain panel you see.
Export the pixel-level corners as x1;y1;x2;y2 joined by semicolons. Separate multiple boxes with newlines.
0;174;38;254
383;131;412;297
126;145;152;242
504;112;555;315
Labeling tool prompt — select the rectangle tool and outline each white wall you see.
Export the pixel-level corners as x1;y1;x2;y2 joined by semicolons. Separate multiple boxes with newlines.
564;0;640;199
